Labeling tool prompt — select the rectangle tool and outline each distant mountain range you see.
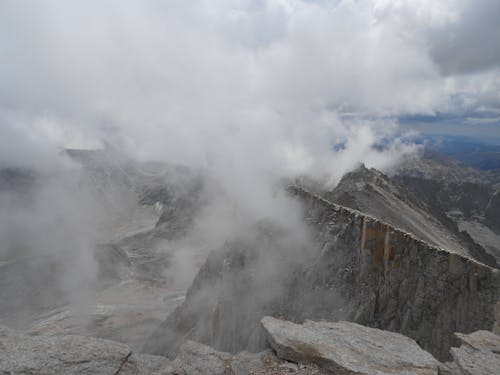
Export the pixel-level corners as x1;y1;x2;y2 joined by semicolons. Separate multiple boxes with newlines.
419;134;500;170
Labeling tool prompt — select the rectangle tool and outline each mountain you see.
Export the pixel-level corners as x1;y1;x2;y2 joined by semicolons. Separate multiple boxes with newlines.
422;135;500;170
321;163;497;267
0;150;205;350
143;185;500;362
393;150;500;263
2;147;500;372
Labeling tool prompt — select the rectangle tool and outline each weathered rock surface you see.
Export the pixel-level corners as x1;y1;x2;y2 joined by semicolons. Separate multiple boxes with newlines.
0;325;175;374
261;316;440;375
173;340;324;375
450;331;500;375
173;340;233;375
0;324;326;375
10;316;500;375
455;330;500;353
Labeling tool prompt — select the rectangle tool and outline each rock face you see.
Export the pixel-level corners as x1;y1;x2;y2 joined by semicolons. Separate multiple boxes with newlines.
324;164;483;262
261;316;440;375
450;330;500;375
293;187;500;360
144;186;500;361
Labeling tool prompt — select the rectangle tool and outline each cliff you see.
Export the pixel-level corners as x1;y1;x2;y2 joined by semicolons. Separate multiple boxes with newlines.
292;186;500;360
144;185;500;361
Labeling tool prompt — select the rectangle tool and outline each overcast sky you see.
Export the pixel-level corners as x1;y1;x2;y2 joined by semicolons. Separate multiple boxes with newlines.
0;0;499;170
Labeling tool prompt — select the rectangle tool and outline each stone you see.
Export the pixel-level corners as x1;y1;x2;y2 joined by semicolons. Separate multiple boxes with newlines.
437;361;461;375
127;353;179;374
171;341;325;375
450;345;500;375
455;331;500;354
0;325;175;374
261;316;440;375
172;340;232;375
450;330;500;375
230;351;271;375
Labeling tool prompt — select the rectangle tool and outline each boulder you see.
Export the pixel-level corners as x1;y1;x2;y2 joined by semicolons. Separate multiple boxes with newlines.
172;341;232;375
172;340;323;375
261;316;440;375
454;331;500;353
450;346;499;375
0;325;175;374
450;330;500;375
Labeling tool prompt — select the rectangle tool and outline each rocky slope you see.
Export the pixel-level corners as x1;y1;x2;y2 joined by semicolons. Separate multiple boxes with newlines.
394;150;500;262
3;317;499;374
322;164;497;267
0;149;205;351
2;148;500;372
0;322;322;374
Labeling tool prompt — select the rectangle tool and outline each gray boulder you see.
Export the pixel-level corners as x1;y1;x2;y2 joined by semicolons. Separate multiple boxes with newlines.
172;340;324;375
172;340;232;375
0;325;175;374
0;324;325;375
450;330;500;375
261;316;440;375
454;331;500;353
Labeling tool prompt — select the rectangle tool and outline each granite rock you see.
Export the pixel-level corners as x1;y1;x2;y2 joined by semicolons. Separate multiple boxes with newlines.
450;330;500;375
261;316;440;375
0;325;175;375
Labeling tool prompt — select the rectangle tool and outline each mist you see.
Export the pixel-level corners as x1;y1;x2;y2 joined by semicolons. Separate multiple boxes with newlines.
1;0;499;355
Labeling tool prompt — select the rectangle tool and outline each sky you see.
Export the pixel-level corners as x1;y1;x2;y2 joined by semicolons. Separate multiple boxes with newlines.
0;0;499;172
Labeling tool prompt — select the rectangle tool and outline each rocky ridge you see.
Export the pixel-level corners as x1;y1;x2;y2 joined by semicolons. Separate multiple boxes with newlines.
324;164;497;267
144;185;500;361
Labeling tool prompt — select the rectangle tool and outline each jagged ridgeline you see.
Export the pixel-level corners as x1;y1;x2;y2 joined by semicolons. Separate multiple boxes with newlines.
144;185;500;362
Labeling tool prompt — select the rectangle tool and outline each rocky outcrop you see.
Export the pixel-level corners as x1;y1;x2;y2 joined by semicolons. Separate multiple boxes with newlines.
393;154;500;263
450;330;500;374
293;186;500;360
326;164;497;267
5;317;500;375
144;185;500;361
169;340;323;375
0;325;175;374
0;324;322;375
261;316;440;375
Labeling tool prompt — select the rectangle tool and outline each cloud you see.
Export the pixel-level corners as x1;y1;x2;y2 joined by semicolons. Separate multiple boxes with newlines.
429;0;500;75
0;0;498;174
1;0;498;342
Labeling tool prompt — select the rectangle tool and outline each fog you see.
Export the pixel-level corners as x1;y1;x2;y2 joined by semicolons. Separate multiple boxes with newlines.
0;0;499;351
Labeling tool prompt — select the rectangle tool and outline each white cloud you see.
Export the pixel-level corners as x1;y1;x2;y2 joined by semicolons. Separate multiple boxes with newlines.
0;0;498;173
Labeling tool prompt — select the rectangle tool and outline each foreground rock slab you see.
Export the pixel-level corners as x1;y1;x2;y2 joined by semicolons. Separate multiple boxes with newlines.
450;330;500;375
0;325;175;374
0;324;323;374
261;316;440;375
173;340;324;375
